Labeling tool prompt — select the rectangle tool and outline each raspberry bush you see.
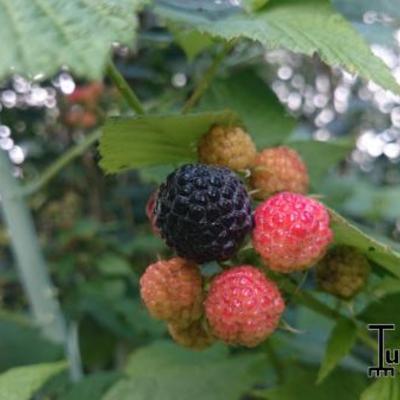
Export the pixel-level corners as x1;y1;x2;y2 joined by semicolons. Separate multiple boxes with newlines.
0;1;399;399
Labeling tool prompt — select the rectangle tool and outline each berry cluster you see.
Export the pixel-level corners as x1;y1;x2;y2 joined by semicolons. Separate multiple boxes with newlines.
140;124;369;349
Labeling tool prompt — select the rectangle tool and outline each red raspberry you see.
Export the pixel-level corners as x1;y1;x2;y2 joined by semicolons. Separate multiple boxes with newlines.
250;146;309;200
252;192;333;273
167;319;215;350
145;190;160;235
205;266;284;347
140;257;203;327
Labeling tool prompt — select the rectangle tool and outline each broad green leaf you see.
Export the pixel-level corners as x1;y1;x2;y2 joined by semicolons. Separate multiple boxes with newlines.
60;372;122;400
0;311;62;372
254;365;366;400
287;140;351;187
359;294;400;333
243;0;269;13
371;277;400;298
317;318;357;384
0;0;146;82
168;24;214;61
0;361;66;400
103;341;266;400
99;110;239;173
155;0;400;94
200;71;295;147
361;377;400;400
330;209;400;279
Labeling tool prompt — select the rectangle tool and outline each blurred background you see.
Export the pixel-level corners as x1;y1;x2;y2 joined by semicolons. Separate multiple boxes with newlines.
0;0;399;398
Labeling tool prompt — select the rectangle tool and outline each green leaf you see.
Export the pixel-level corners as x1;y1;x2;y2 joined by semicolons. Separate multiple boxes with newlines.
155;0;400;94
200;71;295;147
0;361;66;400
330;209;400;279
359;294;400;334
0;0;146;82
287;140;351;187
255;365;366;400
243;0;269;13
96;253;132;277
99;110;240;173
168;24;214;61
102;341;266;400
60;372;122;400
317;318;357;384
371;277;400;298
361;377;400;400
0;311;62;372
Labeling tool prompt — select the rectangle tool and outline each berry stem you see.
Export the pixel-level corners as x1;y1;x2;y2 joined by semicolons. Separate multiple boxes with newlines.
276;276;377;351
181;41;234;114
20;129;101;197
107;60;145;115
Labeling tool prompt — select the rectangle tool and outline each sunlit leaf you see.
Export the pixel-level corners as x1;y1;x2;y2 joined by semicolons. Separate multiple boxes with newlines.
103;341;266;400
155;0;400;94
99;110;239;173
0;361;66;400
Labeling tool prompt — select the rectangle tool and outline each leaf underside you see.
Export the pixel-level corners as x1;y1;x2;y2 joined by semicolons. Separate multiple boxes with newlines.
0;0;145;82
155;0;400;94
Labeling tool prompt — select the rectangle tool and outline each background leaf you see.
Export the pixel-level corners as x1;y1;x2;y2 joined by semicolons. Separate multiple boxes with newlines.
0;312;62;372
155;0;400;94
361;377;400;400
59;372;122;400
168;24;214;61
0;0;145;81
200;71;296;147
242;0;269;13
102;341;266;400
287;140;351;188
254;365;366;400
0;361;66;400
317;318;357;384
99;110;239;173
330;209;400;278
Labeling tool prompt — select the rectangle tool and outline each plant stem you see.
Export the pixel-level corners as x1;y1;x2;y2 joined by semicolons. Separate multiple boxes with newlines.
107;61;145;115
0;150;83;380
277;276;377;351
181;42;234;114
0;149;66;343
21;129;101;197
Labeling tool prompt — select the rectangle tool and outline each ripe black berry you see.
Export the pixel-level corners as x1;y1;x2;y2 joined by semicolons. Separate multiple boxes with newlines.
155;164;253;263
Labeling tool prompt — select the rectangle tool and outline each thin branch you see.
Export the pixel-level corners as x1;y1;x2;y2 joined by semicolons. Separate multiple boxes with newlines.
0;149;66;343
182;42;234;114
107;60;145;115
277;276;377;351
0;150;84;381
20;129;101;197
